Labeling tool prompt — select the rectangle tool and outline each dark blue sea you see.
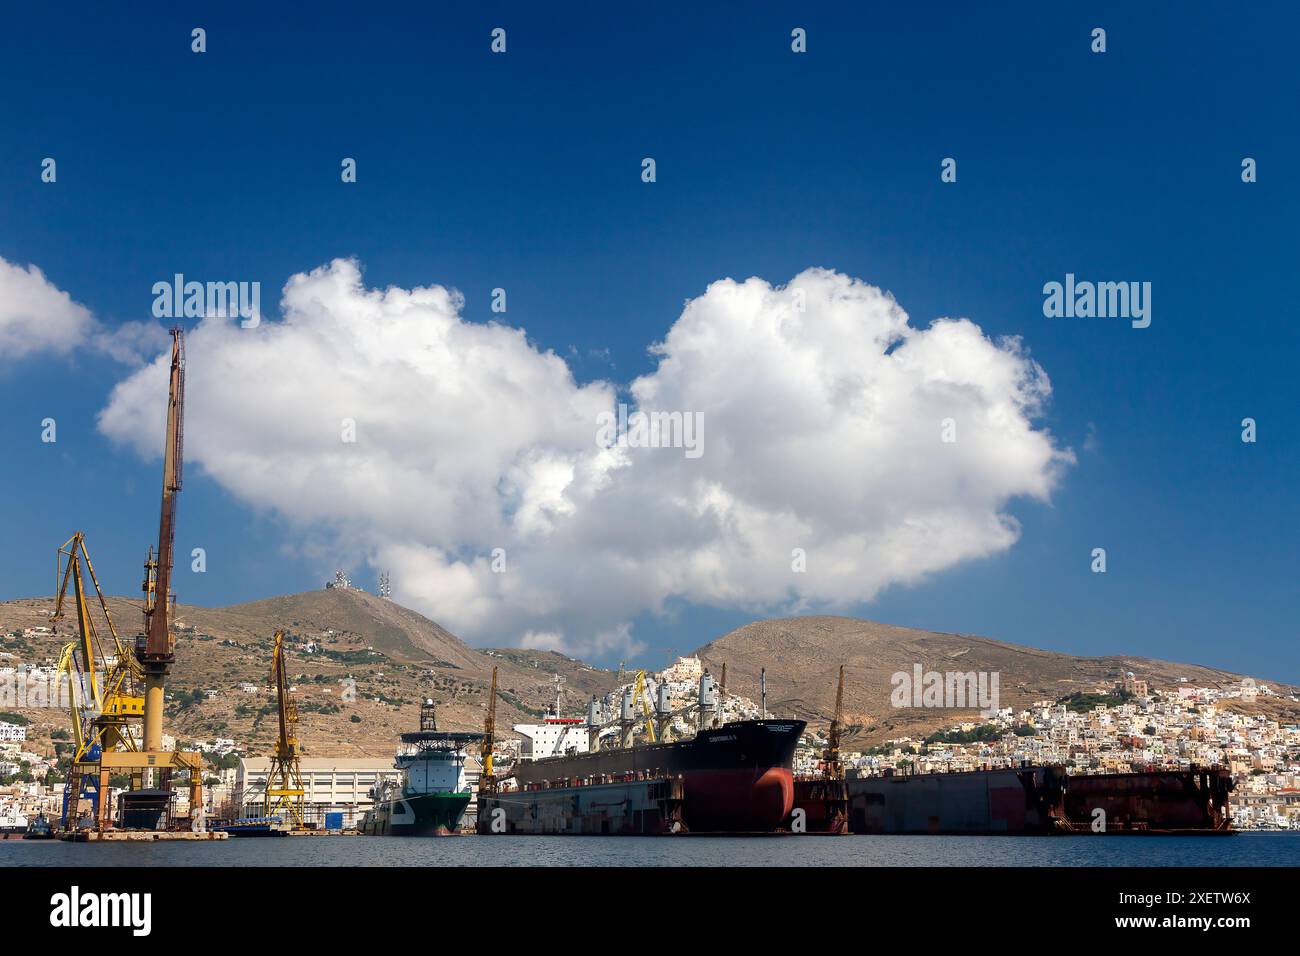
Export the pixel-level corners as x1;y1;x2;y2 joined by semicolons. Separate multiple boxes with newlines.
3;831;1297;866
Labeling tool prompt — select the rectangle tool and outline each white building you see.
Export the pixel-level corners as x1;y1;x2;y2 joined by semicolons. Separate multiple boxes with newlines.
0;722;26;743
513;718;589;760
661;655;703;684
235;757;393;826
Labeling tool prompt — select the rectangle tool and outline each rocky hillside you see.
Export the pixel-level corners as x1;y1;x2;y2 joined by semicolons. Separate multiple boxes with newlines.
4;590;1293;760
0;589;617;760
695;616;1298;745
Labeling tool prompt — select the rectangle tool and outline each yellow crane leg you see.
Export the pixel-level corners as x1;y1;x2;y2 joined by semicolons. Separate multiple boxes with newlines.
142;676;165;753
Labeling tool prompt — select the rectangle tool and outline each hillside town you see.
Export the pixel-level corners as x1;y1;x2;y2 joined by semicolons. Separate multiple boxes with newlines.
810;673;1300;830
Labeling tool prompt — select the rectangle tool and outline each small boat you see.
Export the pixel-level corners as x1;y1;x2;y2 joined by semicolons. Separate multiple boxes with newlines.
24;812;55;840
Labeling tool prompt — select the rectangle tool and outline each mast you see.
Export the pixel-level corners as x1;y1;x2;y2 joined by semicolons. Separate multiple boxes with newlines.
823;664;845;780
139;328;185;754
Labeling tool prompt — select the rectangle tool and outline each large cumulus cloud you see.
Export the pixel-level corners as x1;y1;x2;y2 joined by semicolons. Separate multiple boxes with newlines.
98;259;1072;658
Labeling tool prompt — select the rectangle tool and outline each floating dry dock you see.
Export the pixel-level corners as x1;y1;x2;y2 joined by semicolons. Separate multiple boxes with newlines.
807;765;1236;835
480;764;1235;836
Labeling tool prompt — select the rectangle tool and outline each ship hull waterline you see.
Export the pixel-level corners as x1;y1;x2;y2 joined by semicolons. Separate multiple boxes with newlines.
363;791;472;836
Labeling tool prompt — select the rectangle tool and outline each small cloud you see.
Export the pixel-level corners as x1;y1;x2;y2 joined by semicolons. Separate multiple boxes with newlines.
519;630;567;652
92;319;168;366
0;255;167;367
1083;422;1100;454
0;257;95;361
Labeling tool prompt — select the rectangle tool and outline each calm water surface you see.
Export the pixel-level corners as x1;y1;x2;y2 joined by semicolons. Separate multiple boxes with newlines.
3;831;1297;866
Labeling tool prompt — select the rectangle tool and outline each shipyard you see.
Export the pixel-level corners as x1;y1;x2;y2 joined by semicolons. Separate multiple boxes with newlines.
0;332;1291;842
3;3;1294;941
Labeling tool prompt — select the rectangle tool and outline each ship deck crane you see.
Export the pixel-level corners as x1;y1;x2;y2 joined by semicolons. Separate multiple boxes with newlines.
263;630;305;827
631;670;657;743
594;671;681;748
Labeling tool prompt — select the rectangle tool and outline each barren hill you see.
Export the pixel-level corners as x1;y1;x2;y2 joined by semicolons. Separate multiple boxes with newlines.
0;589;614;760
185;588;485;672
6;590;1293;760
694;616;1298;745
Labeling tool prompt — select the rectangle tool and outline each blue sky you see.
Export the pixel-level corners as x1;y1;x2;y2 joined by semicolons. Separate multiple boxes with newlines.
1;3;1296;681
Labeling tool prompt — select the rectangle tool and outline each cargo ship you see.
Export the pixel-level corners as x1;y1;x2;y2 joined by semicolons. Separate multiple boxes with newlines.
360;700;483;836
0;807;28;840
480;671;805;834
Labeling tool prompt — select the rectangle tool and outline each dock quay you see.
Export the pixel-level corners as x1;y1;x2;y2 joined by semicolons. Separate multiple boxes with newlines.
59;830;228;842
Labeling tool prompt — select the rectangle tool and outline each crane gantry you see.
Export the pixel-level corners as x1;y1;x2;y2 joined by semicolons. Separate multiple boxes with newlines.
52;532;144;825
63;329;204;832
263;630;305;827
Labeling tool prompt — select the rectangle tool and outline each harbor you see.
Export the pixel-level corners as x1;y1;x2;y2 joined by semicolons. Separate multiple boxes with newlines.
0;324;1290;847
4;831;1297;868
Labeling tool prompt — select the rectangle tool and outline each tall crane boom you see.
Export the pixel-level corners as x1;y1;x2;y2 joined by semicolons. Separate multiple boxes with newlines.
138;328;185;754
823;664;845;781
480;666;498;793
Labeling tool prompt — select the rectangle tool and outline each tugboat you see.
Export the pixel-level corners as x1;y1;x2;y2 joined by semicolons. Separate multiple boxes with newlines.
360;700;483;836
23;811;55;840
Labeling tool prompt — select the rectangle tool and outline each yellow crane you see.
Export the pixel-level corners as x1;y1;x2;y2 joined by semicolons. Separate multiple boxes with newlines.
480;666;498;793
263;630;305;827
52;533;147;826
51;532;144;761
63;329;204;832
630;670;657;743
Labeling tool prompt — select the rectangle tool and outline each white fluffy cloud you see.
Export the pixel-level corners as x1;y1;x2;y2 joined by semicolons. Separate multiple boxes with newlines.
0;255;162;366
99;259;1072;658
0;258;96;360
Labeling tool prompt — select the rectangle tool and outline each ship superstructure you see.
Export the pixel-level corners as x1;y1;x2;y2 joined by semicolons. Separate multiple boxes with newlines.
361;700;483;836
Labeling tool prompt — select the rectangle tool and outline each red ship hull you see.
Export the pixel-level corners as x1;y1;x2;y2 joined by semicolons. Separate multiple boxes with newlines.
504;719;806;833
681;766;795;831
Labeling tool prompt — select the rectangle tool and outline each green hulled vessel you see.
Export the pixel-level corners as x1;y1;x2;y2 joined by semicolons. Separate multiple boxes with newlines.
360;700;484;836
